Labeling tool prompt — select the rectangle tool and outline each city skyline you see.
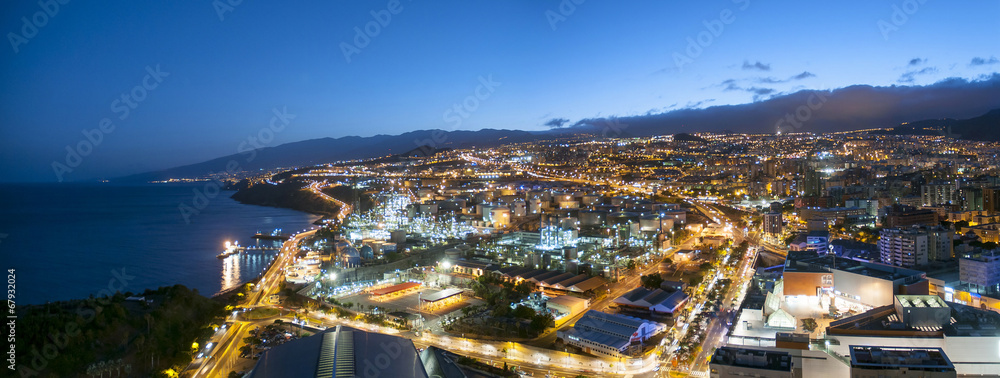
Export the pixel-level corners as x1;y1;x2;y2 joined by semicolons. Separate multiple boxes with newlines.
2;1;999;181
4;3;1000;377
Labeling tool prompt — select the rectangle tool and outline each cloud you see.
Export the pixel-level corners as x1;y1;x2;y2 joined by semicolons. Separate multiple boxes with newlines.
748;87;775;96
561;74;1000;136
748;87;776;102
898;67;938;83
970;56;999;66
544;118;570;128
718;72;813;100
742;60;771;71
684;99;716;109
908;58;926;66
790;71;816;80
740;72;817;85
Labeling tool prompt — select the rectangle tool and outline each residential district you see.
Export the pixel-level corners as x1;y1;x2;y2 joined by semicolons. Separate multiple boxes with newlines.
186;130;1000;378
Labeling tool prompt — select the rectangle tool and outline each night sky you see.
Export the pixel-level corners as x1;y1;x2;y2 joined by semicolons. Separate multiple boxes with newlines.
1;1;998;181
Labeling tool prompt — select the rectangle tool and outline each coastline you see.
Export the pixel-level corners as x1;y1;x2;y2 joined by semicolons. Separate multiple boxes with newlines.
0;182;322;306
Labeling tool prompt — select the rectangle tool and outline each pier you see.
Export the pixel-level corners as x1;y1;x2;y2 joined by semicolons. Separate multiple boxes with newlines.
252;233;293;241
217;243;280;259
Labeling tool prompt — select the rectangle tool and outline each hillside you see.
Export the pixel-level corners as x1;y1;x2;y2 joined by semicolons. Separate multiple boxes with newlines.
879;108;1000;141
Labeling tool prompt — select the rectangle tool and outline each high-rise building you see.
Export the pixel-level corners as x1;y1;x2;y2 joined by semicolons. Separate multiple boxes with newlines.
983;187;1000;212
878;228;929;268
919;225;954;261
801;169;822;197
921;181;958;206
959;187;984;211
764;212;783;237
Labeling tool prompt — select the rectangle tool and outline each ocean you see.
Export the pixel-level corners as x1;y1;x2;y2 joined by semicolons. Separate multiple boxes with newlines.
0;183;320;304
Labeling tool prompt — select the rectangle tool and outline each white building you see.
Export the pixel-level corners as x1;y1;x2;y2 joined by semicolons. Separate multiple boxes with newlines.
557;310;666;357
959;249;1000;290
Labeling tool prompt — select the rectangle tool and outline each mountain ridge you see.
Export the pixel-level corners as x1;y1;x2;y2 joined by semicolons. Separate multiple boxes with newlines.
118;77;1000;182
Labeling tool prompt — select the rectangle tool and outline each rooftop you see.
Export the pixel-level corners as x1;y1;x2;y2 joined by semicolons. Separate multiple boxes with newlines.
710;347;793;372
849;346;955;372
248;325;427;378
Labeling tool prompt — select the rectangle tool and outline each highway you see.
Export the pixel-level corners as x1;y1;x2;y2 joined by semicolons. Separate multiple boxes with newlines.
670;198;760;376
191;229;316;377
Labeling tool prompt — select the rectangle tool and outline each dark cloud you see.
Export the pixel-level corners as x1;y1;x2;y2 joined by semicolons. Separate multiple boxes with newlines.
748;87;776;102
970;56;999;66
790;71;816;80
742;72;816;85
742;61;771;71
721;79;776;101
898;67;938;83
544;118;570;128
908;58;926;66
684;99;715;109
719;72;813;99
561;74;1000;136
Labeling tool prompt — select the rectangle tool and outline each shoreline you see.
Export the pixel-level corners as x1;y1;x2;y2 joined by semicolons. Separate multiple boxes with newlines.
4;182;322;306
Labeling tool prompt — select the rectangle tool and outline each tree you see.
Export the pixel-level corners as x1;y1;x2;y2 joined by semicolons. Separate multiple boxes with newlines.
699;262;713;273
304;300;319;312
640;274;664;290
512;305;535;319
689;276;703;287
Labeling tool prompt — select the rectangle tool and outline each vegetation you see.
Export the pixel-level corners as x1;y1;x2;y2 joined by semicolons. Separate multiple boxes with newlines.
640;274;665;290
230;178;342;216
15;285;223;378
454;355;517;377
242;307;281;320
801;318;818;333
456;275;554;338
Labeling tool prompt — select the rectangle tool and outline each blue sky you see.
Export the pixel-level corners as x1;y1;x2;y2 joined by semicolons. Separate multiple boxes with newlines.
1;0;998;181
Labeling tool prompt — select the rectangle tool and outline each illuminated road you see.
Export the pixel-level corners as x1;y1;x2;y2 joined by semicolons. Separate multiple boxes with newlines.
672;198;759;376
193;230;315;377
300;312;657;377
193;180;357;377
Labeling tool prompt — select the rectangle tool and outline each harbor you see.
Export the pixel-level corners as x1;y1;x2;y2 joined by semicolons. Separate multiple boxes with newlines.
216;229;291;259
